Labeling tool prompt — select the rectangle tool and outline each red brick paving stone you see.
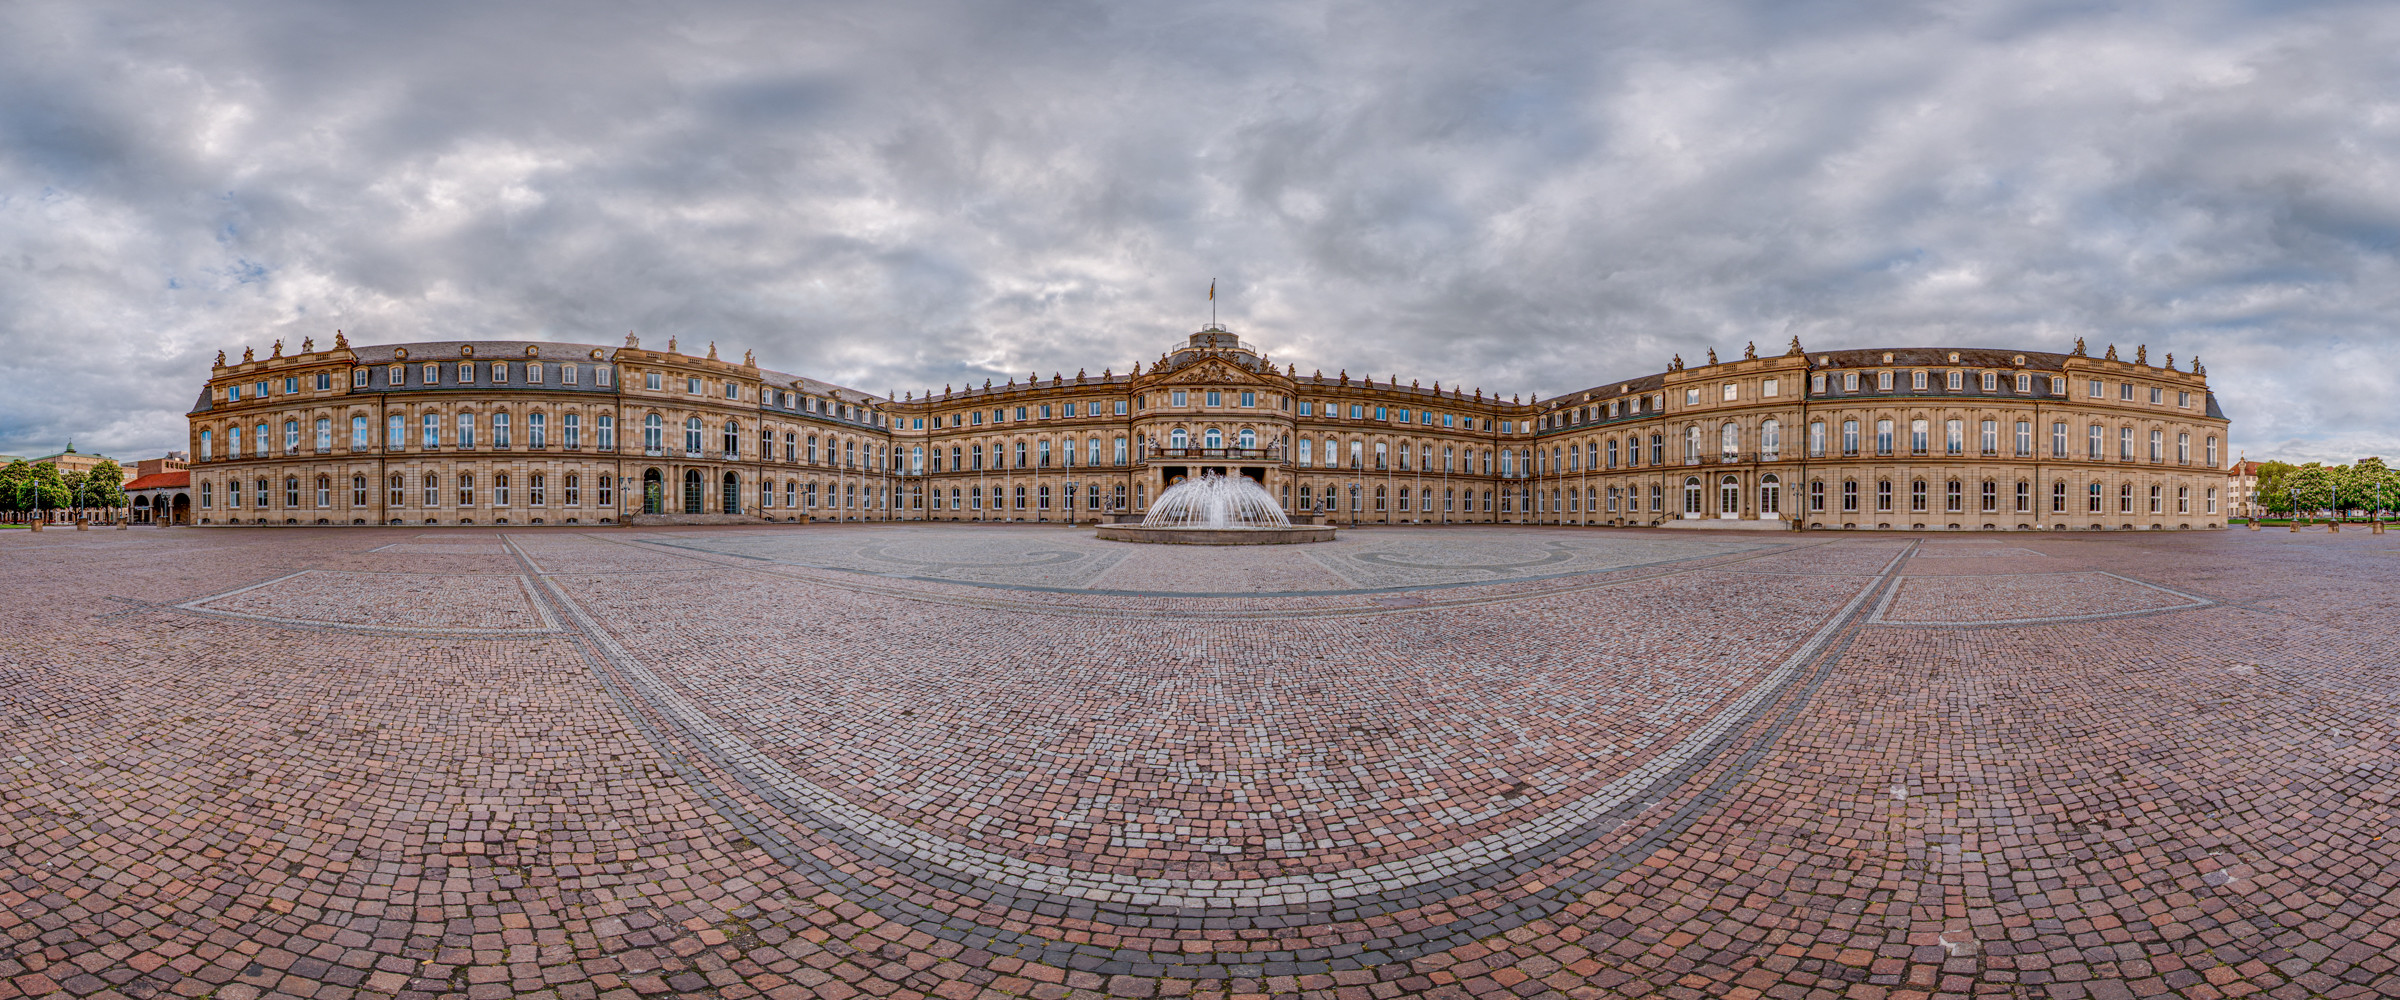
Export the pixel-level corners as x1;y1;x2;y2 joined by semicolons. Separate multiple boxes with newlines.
4;524;2398;1000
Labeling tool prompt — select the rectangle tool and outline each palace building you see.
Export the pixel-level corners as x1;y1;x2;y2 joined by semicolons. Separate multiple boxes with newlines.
186;328;2232;530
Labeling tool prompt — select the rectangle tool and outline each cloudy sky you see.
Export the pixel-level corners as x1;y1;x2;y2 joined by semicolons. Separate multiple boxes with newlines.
4;0;2396;464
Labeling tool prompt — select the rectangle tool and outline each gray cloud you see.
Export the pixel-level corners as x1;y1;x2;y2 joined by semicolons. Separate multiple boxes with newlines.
4;0;2397;464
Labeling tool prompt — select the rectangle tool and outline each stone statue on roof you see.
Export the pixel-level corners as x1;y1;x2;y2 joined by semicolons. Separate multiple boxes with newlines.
744;349;755;366
707;341;718;361
334;330;348;349
625;331;639;348
1788;335;1803;356
2104;344;2118;361
667;337;678;353
301;337;314;353
1707;348;1718;365
214;350;226;368
271;339;283;358
2135;344;2146;365
1743;341;1756;360
242;347;253;363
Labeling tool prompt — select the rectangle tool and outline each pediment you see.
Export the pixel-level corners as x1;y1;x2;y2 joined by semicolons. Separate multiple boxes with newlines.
1151;358;1284;386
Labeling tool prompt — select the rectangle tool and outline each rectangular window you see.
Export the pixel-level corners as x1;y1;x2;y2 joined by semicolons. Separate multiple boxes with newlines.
597;414;614;450
459;413;477;449
1040;404;1052;419
2206;436;2218;467
1763;377;1779;397
491;363;507;384
2053;422;2069;458
2014;421;2030;456
1947;371;1962;390
2016;481;2031;512
1912;479;1929;512
2120;426;2133;460
2177;390;2190;407
1981;371;1997;391
1912;370;1928;390
2150;429;2164;462
565;412;581;449
726;381;739;399
2148;386;2161;404
1171;390;1188;406
1721;383;1737;402
1241;390;1256;407
528;364;542;384
563;365;577;385
1812;374;1826;394
1945;419;1962;454
2089;379;2103;398
315;372;331;390
2207;488;2218;514
1876;480;1893;512
1875;419;1893;456
353;369;370;387
687;377;701;394
1842;480;1858;512
387;414;404;451
2016;373;2030;393
2089;424;2104;460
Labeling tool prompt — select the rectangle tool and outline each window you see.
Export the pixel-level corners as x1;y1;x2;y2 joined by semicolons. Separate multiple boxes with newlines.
723;420;740;459
2206;436;2218;468
388;474;404;507
2120;482;2134;513
2089;379;2103;398
1977;480;1993;513
1981;371;1996;392
424;473;439;507
1841;419;1858;456
460;362;475;384
1978;419;1996;455
1241;390;1256;407
2053;422;2069;458
527;364;542;384
494;411;512;448
1809;479;1825;512
2178;391;2190;408
318;418;333;452
200;429;213;460
352;368;368;388
387;414;404;451
316;372;332;391
1807;420;1823;458
1763;377;1779;398
1909;419;1928;455
564;412;580;449
684;417;703;456
1877;479;1893;512
2206;487;2217;514
1911;479;1929;512
2053;481;2067;512
2148;386;2161;404
2119;426;2133;461
2149;429;2163;462
1720;422;1740;460
2015;373;2030;393
2016;481;2030;513
1912;370;1928;390
1811;374;1826;394
1944;419;1962;454
492;363;507;384
495;473;511;507
460;473;476;507
1759;475;1780;515
2015;420;2031;457
1683;476;1702;514
687;377;702;394
725;381;738;400
2147;484;2161;514
1171;389;1188;407
351;415;370;452
2088;482;2103;513
285;476;300;508
526;411;546;449
1875;419;1893;455
1844;372;1860;392
563;365;577;385
2088;423;2104;460
1842;479;1858;512
1947;371;1962;390
1722;383;1738;402
2176;485;2189;514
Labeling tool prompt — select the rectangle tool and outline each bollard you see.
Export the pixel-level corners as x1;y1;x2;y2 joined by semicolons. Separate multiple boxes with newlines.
2375;521;2386;535
2290;520;2300;532
28;518;42;532
2330;520;2340;533
2249;521;2259;531
77;519;89;531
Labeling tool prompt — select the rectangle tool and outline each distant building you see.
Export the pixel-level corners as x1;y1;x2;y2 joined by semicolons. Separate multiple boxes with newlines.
137;452;191;478
2227;458;2262;518
32;443;114;476
126;468;193;524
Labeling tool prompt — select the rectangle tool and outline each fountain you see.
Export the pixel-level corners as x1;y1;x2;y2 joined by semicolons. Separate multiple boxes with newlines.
1096;474;1336;545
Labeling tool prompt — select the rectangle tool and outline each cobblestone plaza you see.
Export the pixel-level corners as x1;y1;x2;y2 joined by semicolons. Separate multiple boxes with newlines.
4;524;2395;1000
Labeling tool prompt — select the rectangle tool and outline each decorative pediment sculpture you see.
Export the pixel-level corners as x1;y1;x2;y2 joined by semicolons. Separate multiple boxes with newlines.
2072;337;2086;356
242;347;254;363
2104;344;2118;361
301;337;314;353
2135;344;2146;365
334;330;349;349
1743;341;1757;360
214;350;226;368
625;331;640;348
1707;348;1719;365
1787;335;1803;356
271;340;283;358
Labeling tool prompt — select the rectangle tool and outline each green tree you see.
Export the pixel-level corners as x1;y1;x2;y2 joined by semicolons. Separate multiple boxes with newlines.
0;460;73;519
77;459;127;515
2252;461;2297;516
2351;457;2400;519
2285;463;2338;520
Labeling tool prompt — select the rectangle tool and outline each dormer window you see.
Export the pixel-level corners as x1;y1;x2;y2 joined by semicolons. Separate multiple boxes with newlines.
1912;370;1929;390
528;364;542;384
1947;370;1962;390
2015;373;2030;393
388;364;404;384
1878;371;1894;391
492;363;507;384
459;362;475;383
352;369;369;388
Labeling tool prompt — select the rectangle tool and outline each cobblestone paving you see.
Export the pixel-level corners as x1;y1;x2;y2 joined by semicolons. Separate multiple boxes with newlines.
4;524;2397;1000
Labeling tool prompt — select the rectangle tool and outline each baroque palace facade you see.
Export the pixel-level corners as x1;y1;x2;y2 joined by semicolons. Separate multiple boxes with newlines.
187;328;2232;530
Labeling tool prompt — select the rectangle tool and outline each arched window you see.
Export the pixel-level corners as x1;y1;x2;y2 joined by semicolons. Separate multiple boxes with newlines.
1760;474;1780;515
684;417;703;456
1204;427;1223;449
683;469;704;513
1719;475;1740;515
1720;422;1739;460
1238;427;1257;449
644;413;663;453
1760;419;1780;460
1683;476;1702;514
643;468;665;514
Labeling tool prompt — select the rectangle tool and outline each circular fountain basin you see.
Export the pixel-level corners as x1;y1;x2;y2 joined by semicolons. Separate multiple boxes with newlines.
1095;523;1337;545
1103;473;1336;544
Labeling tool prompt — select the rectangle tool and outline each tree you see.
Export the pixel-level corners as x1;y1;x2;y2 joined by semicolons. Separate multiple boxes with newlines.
77;459;127;516
2351;457;2400;519
0;460;73;520
2284;463;2338;520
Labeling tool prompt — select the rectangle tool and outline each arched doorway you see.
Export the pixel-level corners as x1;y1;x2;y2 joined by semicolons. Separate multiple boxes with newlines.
682;469;704;513
721;472;740;515
172;493;190;525
132;495;152;523
1682;476;1702;517
643;468;665;514
1719;475;1741;517
1760;475;1781;518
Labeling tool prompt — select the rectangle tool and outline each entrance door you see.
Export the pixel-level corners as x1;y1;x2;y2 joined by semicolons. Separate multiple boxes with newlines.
683;469;703;513
721;472;740;515
643;469;665;513
1719;475;1741;518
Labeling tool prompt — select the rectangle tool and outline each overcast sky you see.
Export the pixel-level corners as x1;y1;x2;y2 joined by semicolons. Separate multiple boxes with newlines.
4;1;2396;464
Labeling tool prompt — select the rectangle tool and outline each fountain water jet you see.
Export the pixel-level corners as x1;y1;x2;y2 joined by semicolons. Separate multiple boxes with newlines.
1096;473;1336;544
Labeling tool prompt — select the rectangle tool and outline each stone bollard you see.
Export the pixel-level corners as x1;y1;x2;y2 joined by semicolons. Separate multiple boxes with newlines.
2330;520;2340;533
2375;521;2386;534
2249;521;2259;531
77;519;89;531
116;520;127;530
2290;520;2300;532
28;518;42;532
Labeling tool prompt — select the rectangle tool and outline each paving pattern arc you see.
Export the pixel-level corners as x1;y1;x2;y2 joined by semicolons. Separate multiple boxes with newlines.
4;523;2398;1000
